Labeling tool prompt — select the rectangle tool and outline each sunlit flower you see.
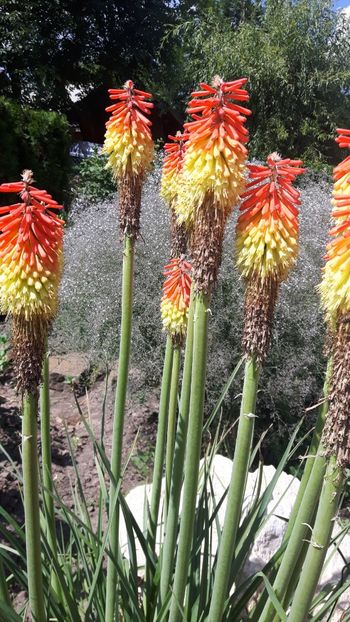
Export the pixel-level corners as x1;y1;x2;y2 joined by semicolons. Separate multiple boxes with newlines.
0;170;64;319
236;153;305;361
320;130;350;468
161;257;192;344
0;170;64;392
161;131;189;257
175;77;250;226
103;79;154;179
320;129;350;323
236;153;305;281
160;131;188;207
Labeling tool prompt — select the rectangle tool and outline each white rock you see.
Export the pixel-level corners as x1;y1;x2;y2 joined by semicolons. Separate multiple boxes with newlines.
119;454;350;617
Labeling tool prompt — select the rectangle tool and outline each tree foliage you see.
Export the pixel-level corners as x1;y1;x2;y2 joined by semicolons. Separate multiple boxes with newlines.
155;0;350;163
1;0;350;163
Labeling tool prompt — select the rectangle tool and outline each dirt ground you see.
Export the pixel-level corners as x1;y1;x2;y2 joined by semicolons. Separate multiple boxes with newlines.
0;352;159;522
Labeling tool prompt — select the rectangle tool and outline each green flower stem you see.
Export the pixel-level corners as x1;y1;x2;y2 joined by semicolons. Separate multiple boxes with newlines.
288;456;343;622
0;558;10;607
260;452;327;622
40;352;62;601
169;293;210;622
22;391;45;622
148;336;174;551
165;344;181;506
285;360;332;540
159;291;195;605
105;234;134;622
260;364;332;622
208;355;260;622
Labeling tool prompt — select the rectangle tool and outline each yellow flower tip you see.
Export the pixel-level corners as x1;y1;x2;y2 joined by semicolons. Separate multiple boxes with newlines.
103;80;154;179
236;155;305;281
160;257;192;339
0;179;64;319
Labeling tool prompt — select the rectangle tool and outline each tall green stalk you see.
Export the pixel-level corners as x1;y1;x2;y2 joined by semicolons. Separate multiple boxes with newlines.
169;294;210;622
148;336;174;551
208;355;260;622
40;352;62;601
22;391;45;622
105;234;134;622
285;361;332;540
165;345;181;504
288;455;343;622
159;292;195;604
259;364;332;622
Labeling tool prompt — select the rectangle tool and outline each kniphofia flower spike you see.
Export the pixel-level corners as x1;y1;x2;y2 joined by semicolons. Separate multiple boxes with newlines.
236;153;304;361
320;130;350;468
161;132;188;206
175;76;251;226
103;79;154;180
0;170;64;320
320;129;350;323
161;257;192;345
236;153;305;282
161;131;189;257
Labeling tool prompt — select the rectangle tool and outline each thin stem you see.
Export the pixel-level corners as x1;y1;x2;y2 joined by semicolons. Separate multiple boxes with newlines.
40;352;62;601
22;391;45;622
285;360;333;539
208;356;260;622
148;336;174;551
165;345;181;507
105;234;134;622
288;456;343;622
169;293;210;622
259;363;332;622
159;291;195;605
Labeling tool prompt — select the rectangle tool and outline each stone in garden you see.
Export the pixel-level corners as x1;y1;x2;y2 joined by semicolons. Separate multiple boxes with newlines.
119;454;350;618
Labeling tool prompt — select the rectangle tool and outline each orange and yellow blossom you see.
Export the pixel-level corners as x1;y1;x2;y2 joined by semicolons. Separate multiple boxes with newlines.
175;77;250;226
0;171;64;320
236;153;305;281
103;80;154;179
320;129;350;323
160;131;188;207
161;258;192;344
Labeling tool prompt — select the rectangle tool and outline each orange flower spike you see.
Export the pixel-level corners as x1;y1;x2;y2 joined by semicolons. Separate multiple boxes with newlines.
0;170;64;320
103;79;154;179
160;132;189;206
330;129;350;222
236;153;305;281
320;130;350;322
160;258;192;343
175;76;251;225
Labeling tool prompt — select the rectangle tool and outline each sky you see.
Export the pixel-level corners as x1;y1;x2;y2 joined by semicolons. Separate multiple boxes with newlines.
334;0;350;8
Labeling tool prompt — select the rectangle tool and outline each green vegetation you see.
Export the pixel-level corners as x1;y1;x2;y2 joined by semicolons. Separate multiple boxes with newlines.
73;150;116;202
0;97;71;204
1;1;350;166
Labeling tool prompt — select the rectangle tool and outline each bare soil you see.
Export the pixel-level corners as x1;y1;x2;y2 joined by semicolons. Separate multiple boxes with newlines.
0;352;159;522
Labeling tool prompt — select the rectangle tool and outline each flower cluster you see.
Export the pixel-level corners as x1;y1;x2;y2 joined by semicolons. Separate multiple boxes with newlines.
0;171;64;320
161;258;192;343
175;77;250;226
320;129;350;323
236;153;305;281
160;132;188;207
103;80;154;179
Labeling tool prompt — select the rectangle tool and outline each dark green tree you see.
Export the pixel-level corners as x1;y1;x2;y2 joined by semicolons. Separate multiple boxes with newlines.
155;0;350;163
0;0;175;111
